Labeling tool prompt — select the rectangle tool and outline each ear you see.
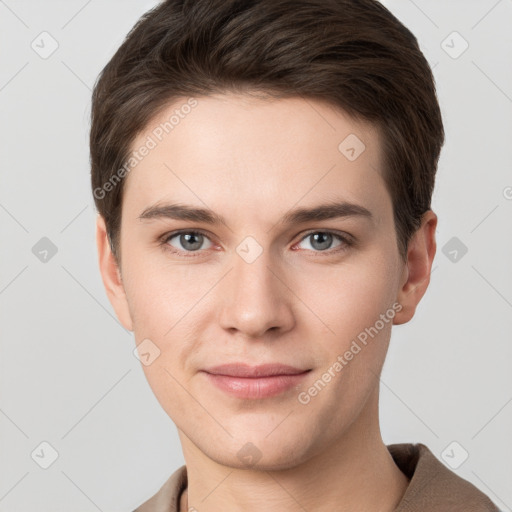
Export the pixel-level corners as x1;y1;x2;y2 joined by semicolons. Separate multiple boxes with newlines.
393;210;437;325
96;214;133;331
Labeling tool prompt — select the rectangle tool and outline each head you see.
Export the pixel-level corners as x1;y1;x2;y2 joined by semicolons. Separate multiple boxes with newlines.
92;0;443;468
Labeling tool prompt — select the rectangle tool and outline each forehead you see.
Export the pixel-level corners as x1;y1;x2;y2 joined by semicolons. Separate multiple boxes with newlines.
122;93;390;227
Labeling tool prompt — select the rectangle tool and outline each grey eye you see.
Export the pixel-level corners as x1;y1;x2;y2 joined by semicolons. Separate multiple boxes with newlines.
298;232;343;252
167;232;212;252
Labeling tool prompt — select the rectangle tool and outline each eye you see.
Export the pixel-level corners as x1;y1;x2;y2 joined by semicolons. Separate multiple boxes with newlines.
159;229;354;257
294;231;353;253
162;230;213;254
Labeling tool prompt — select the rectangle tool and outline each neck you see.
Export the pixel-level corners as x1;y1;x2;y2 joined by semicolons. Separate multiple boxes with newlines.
178;388;409;512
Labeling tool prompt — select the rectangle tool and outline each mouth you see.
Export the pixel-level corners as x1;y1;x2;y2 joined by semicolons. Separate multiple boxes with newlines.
201;363;311;399
203;363;310;378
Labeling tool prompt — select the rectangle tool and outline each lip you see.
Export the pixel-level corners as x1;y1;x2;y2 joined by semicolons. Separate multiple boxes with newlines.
202;363;311;399
203;363;309;377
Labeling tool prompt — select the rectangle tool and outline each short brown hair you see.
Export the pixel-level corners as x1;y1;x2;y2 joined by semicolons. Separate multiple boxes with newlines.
90;0;444;264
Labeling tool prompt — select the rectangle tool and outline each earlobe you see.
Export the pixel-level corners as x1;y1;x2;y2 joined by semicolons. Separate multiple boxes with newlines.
95;214;134;331
393;210;437;326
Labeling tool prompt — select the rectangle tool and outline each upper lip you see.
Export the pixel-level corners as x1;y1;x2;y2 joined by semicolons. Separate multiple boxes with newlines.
203;363;310;378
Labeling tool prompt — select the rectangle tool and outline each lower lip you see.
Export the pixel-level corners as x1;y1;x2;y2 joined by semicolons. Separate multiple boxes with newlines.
203;371;310;399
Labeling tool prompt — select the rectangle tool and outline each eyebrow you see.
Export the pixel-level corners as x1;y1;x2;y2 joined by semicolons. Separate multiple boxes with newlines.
138;201;374;226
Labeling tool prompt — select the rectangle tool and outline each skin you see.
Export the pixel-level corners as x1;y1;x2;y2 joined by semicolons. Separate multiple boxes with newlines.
96;93;437;512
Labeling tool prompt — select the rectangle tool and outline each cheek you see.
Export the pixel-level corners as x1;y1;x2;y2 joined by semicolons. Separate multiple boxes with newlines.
123;259;201;417
298;259;397;407
122;256;209;391
122;254;203;336
292;253;398;340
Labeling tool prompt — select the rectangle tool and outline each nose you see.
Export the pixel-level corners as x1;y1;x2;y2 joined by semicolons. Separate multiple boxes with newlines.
217;247;295;339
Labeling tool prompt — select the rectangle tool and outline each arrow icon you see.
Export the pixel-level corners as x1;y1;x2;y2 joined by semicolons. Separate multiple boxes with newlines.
236;236;263;263
338;134;366;161
32;237;58;262
441;31;468;60
442;237;467;263
134;339;160;365
31;441;59;468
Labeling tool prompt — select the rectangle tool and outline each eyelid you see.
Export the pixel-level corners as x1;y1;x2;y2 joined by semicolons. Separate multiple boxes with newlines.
161;228;212;242
297;229;354;245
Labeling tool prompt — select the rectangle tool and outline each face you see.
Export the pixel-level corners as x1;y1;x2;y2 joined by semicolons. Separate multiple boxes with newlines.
97;93;434;470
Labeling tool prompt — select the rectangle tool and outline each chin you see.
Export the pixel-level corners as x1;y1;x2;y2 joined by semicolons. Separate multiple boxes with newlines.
227;434;309;469
216;450;306;472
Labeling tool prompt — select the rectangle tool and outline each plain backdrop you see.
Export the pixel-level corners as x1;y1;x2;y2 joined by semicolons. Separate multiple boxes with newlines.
1;1;511;510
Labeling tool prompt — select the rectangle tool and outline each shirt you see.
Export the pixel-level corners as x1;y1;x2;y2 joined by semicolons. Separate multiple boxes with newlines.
133;442;501;511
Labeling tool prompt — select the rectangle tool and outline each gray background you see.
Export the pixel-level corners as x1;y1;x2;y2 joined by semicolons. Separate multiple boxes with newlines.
1;0;511;510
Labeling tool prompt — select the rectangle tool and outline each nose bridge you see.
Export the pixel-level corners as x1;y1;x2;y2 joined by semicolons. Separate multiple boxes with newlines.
217;238;294;337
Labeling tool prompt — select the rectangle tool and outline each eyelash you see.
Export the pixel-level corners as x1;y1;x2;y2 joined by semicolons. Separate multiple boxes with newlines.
158;229;355;258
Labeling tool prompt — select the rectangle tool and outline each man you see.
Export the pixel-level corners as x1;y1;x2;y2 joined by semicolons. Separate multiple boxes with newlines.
90;0;501;510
